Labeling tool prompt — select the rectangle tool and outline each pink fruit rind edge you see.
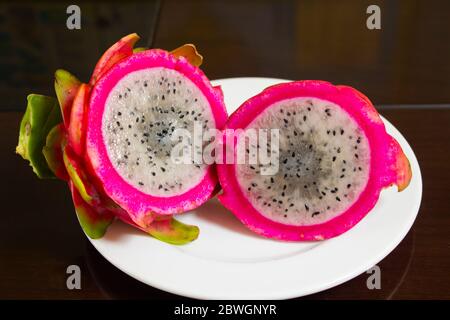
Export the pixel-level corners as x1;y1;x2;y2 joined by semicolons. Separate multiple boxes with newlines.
86;49;227;227
217;80;412;241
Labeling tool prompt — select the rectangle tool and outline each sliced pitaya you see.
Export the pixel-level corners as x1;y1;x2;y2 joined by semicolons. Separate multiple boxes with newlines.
86;48;227;229
217;80;412;241
16;33;217;244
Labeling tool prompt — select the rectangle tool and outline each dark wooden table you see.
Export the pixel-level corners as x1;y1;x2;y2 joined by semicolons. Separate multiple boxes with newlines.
1;0;449;299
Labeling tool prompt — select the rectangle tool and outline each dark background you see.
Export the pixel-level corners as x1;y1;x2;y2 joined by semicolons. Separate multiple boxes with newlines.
1;0;450;109
0;0;449;299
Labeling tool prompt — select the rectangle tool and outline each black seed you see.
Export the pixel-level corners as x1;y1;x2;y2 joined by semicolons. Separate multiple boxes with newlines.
303;115;307;121
340;129;344;135
161;167;166;172
355;154;359;159
162;95;165;100
336;196;341;202
138;181;144;186
305;204;309;211
333;130;336;136
151;172;156;176
270;177;274;184
340;174;345;178
158;184;163;189
337;148;341;153
119;94;122;99
332;156;336;162
312;211;320;217
118;112;122;116
283;119;288;124
347;184;351;188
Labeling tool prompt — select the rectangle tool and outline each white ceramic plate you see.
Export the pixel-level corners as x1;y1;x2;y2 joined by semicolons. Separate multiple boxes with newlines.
87;78;422;300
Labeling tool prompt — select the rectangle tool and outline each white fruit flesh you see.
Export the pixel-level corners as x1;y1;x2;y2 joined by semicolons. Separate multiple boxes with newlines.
235;97;371;226
102;67;215;197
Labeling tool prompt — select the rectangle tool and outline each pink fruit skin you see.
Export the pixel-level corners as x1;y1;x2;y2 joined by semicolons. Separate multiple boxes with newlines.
68;84;90;157
217;80;412;241
89;33;140;86
86;49;227;229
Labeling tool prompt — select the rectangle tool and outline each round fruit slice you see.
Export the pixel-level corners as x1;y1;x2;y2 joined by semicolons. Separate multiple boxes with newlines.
86;49;227;228
217;80;412;241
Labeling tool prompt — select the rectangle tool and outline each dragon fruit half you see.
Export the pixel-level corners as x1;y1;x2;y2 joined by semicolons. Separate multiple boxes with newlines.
16;33;227;244
217;80;412;241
